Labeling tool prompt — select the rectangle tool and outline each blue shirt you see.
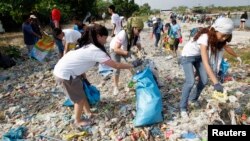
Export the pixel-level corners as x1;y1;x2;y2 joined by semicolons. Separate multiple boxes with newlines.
170;24;181;38
73;25;84;33
153;22;163;34
22;22;35;45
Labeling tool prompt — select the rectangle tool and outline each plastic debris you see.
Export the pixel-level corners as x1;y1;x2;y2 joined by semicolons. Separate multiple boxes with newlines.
2;126;27;140
212;91;228;103
63;131;88;141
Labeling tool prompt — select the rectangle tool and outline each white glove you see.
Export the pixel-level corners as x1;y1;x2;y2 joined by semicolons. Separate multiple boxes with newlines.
236;57;242;66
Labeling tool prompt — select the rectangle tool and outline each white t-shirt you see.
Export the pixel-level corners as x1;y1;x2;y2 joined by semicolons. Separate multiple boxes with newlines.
63;29;81;44
111;13;122;35
181;34;208;56
110;30;140;52
182;33;224;73
53;44;110;80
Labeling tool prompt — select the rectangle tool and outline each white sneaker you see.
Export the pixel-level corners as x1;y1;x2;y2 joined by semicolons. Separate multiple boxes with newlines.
180;111;189;118
113;87;119;96
166;55;173;60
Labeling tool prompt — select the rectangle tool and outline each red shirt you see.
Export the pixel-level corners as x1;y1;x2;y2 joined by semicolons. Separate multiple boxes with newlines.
51;8;61;21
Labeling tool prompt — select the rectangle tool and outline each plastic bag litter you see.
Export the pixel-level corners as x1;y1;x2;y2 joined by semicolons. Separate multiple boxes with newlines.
63;80;100;106
212;91;228;103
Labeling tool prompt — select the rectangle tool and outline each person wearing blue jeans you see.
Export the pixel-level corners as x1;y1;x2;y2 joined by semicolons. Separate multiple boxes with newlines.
154;33;161;47
180;56;208;112
180;17;235;118
151;18;163;48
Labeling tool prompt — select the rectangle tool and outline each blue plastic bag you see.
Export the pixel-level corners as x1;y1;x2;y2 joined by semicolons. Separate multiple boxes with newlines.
220;59;230;75
2;126;27;141
63;80;100;106
218;58;230;83
133;67;163;126
83;81;100;105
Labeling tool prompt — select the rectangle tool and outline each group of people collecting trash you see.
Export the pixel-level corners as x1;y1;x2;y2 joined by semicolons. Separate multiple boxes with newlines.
53;5;144;128
22;4;243;129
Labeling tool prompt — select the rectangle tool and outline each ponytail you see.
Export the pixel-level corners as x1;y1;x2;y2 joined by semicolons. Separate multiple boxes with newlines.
77;24;109;56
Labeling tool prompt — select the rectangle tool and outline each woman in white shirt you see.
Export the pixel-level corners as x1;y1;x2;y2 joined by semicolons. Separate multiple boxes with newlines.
53;24;142;128
109;17;144;95
180;18;235;118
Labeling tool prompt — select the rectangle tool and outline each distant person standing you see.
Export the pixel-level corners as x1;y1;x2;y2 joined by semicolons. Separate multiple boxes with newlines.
170;12;176;22
226;12;231;18
102;12;106;24
108;5;122;37
169;19;181;57
151;18;164;48
51;5;61;29
22;15;41;56
30;14;42;43
240;11;248;30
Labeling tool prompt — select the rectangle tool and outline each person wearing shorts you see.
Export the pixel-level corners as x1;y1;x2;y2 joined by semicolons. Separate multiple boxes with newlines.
53;24;142;128
240;11;248;30
109;17;144;95
169;19;181;57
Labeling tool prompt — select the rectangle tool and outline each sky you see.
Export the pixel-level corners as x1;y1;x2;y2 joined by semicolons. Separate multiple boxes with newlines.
134;0;250;10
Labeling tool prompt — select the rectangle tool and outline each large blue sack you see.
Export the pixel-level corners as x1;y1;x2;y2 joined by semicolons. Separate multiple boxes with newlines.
63;80;100;106
133;67;163;127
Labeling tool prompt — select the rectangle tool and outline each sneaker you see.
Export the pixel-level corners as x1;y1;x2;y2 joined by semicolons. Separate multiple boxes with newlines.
189;101;201;108
180;111;189;118
113;87;119;96
166;55;173;60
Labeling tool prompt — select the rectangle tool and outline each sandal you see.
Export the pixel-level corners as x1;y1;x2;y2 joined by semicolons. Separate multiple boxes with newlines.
73;120;95;131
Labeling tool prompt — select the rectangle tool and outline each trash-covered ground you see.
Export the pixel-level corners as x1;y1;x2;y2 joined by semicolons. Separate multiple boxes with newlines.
0;21;250;141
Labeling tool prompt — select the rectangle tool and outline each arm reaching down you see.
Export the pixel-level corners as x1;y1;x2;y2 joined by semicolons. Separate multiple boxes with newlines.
200;45;219;85
103;59;132;69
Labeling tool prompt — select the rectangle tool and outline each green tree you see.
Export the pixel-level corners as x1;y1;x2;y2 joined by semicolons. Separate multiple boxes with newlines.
112;0;139;18
94;0;112;16
138;3;151;15
177;6;188;14
0;0;98;29
0;0;37;23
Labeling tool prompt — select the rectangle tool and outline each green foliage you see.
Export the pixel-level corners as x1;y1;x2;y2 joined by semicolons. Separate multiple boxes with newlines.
192;5;250;14
192;6;206;14
176;6;188;14
0;2;12;14
0;45;21;59
137;3;151;16
112;0;139;17
95;0;112;15
151;9;160;15
0;0;96;24
172;5;250;14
